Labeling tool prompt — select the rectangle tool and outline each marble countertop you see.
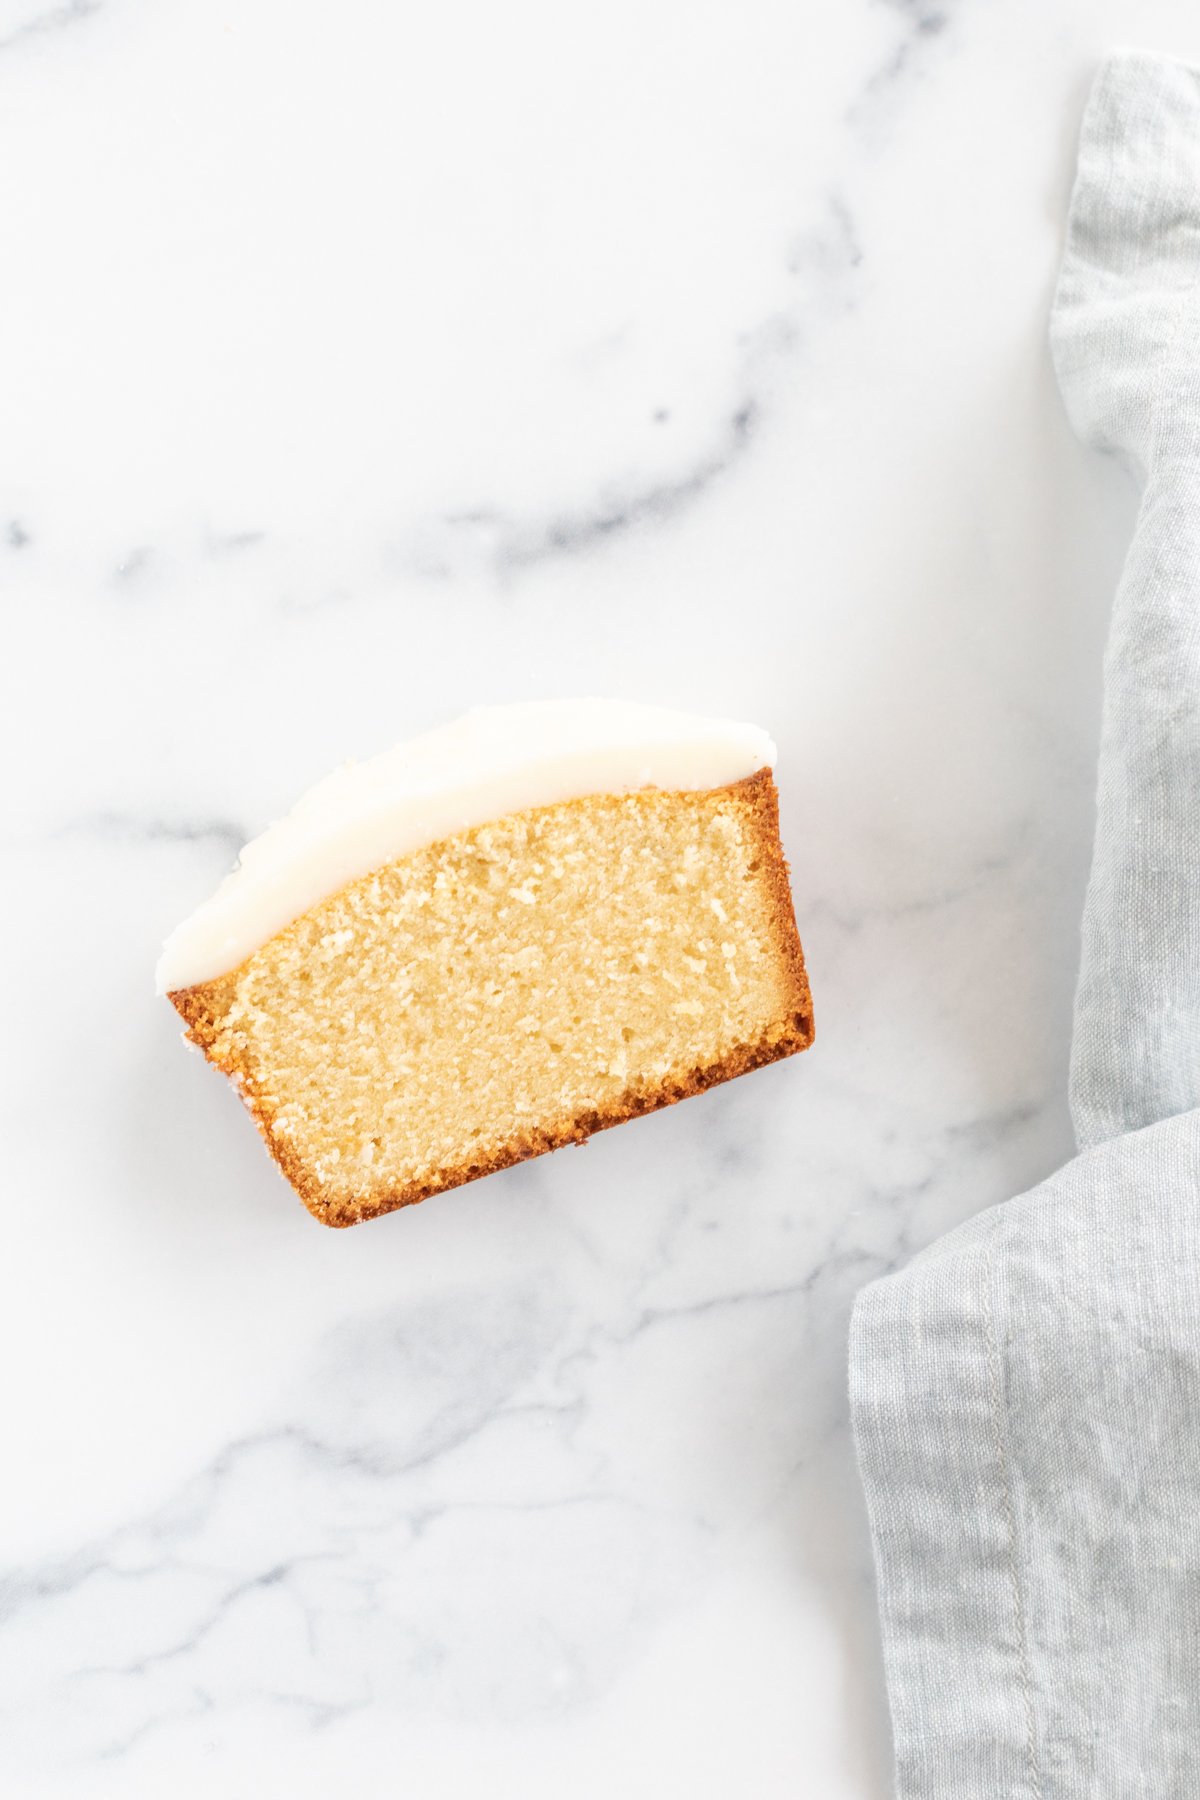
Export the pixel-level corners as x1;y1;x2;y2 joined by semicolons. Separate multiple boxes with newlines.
5;1;1199;1794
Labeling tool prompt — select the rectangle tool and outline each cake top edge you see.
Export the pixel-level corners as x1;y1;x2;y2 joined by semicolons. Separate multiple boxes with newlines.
156;699;778;993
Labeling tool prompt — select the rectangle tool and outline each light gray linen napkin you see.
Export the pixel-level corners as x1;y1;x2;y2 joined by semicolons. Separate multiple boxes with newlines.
851;52;1200;1799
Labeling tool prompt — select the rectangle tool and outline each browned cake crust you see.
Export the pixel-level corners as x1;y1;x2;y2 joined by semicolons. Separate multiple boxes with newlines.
171;769;813;1226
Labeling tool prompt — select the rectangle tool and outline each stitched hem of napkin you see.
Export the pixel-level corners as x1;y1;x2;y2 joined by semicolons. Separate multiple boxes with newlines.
979;1227;1043;1799
849;1214;1043;1799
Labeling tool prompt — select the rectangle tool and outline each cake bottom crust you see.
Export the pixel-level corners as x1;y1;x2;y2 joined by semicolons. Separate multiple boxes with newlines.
295;1021;806;1226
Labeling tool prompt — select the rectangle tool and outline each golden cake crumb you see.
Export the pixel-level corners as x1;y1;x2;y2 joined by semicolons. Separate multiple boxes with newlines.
171;768;813;1226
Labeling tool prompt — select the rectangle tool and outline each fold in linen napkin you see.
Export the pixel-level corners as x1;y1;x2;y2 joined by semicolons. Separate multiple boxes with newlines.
851;53;1200;1798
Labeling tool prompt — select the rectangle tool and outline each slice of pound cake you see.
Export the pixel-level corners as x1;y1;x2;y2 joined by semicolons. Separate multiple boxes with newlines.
159;701;814;1226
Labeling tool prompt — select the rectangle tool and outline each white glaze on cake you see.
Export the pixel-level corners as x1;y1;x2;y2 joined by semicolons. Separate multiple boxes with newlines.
157;700;777;992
